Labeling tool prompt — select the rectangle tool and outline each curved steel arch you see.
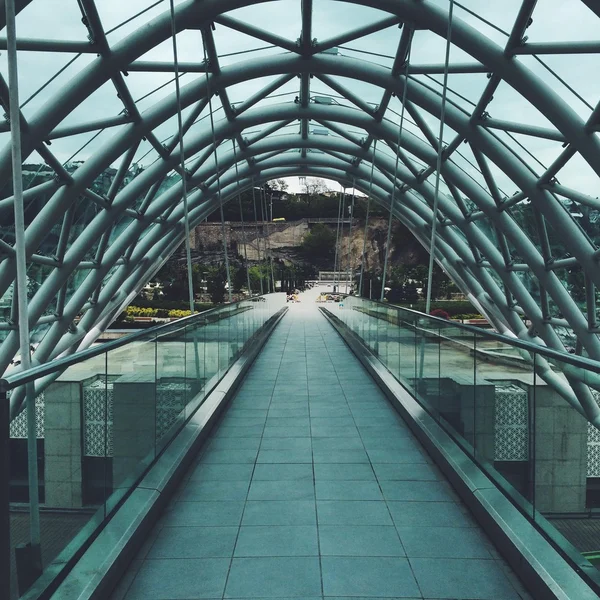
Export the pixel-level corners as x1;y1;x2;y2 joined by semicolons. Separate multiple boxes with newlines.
2;0;600;419
22;150;597;424
11;108;591;359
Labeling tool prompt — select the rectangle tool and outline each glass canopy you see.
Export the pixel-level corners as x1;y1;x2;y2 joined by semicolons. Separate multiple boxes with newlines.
1;0;600;416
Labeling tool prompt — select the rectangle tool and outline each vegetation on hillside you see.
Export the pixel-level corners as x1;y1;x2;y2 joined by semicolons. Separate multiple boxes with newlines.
301;223;336;264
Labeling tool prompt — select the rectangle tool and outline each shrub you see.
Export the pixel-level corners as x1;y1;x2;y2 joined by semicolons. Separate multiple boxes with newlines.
168;309;192;319
126;306;158;318
453;313;484;320
430;308;450;320
393;300;476;317
132;297;213;312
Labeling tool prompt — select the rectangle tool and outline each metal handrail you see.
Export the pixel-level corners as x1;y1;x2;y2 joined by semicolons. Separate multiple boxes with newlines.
0;295;272;392
349;296;600;374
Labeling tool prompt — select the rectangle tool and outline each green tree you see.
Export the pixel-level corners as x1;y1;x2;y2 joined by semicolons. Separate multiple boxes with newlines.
232;263;248;292
249;262;274;293
301;223;336;264
206;265;227;304
154;260;199;301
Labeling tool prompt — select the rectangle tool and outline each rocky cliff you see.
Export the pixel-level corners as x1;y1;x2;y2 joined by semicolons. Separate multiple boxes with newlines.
189;218;428;271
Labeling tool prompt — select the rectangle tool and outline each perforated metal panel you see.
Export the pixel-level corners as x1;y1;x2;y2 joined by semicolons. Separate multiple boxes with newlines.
83;379;113;457
494;384;529;462
587;391;600;477
9;392;44;439
81;378;192;456
156;381;190;440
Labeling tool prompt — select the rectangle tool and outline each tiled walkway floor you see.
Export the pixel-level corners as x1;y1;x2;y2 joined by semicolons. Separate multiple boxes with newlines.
112;304;532;600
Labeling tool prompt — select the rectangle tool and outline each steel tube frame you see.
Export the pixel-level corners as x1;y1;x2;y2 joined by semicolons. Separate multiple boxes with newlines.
2;94;596;376
18;150;592;412
1;388;9;600
5;0;41;560
2;0;600;425
27;154;592;412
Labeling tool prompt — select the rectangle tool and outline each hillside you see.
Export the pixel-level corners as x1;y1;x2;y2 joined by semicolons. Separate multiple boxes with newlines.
189;217;428;273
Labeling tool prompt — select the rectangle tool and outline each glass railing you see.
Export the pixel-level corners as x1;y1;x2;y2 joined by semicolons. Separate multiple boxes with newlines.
0;294;286;600
331;295;600;591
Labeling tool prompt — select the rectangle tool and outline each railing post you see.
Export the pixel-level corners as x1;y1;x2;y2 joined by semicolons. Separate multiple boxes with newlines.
1;386;10;600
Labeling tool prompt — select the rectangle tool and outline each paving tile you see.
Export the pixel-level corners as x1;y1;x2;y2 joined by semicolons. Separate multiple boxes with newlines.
269;398;309;407
125;558;229;599
147;526;238;559
226;408;269;417
410;557;521;599
225;557;322;598
257;448;313;463
267;407;310;417
311;416;356;427
311;425;361;438
163;501;245;527
387;501;476;528
358;436;421;453
221;416;267;427
232;399;272;409
358;426;408;438
317;501;393;525
352;405;399;416
380;480;456;502
260;436;312;450
316;480;383;501
178;479;249;501
237;385;275;394
319;526;405;557
242;501;317;525
312;437;364;451
267;416;311;427
274;385;308;393
200;448;259;464
313;463;376;481
352;415;402;426
262;425;312;437
188;463;254;482
234;525;319;557
313;449;369;463
235;385;274;394
248;479;315;500
206;437;262;451
398;526;492;558
365;448;428;464
253;463;314;480
345;391;387;400
321;556;420;597
212;425;265;438
309;387;342;394
244;374;278;382
372;462;439;481
308;395;347;404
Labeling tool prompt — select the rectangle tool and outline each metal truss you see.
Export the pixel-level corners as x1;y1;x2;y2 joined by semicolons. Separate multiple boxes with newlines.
1;0;600;419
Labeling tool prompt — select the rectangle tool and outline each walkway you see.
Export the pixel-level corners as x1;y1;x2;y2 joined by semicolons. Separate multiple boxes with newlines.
110;296;532;600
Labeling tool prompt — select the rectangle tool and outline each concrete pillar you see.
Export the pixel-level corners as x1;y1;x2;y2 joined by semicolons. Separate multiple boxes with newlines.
413;376;495;464
112;375;156;490
458;378;496;465
44;381;82;509
534;384;588;513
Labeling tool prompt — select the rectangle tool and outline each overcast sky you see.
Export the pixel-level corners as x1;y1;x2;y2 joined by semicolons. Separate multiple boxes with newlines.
1;0;599;201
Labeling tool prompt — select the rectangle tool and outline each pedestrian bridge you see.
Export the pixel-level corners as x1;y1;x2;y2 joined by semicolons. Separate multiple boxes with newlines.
4;288;600;600
110;301;527;600
3;1;600;598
